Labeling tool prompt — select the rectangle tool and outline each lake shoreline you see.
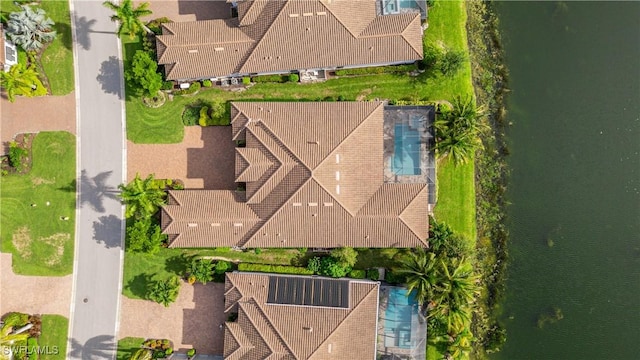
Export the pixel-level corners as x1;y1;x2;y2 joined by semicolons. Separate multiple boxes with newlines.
465;0;511;356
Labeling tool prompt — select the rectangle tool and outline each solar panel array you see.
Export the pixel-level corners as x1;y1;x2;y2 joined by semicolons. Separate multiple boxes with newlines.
267;276;350;308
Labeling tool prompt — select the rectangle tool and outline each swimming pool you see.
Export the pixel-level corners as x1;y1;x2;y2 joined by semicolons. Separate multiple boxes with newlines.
391;123;422;175
383;288;418;349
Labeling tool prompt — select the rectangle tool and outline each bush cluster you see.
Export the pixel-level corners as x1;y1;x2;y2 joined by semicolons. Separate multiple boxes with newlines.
161;81;173;90
8;141;28;172
126;217;166;254
348;269;366;279
202;79;213;87
251;74;288;83
334;64;417;76
238;263;314;275
146;17;172;35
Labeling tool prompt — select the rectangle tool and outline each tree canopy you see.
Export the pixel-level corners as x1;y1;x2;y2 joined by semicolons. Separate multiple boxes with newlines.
0;64;46;102
434;96;485;165
103;0;152;38
125;50;163;97
118;173;166;219
6;6;56;52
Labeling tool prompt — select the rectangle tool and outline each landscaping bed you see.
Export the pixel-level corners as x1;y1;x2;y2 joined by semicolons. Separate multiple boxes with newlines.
0;312;68;360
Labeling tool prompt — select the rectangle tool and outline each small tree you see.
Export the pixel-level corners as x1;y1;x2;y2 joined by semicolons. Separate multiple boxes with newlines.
0;63;45;102
126;217;165;254
187;258;214;285
438;49;465;77
330;247;358;268
125;50;163;97
118;173;166;219
319;257;350;278
6;6;56;52
147;276;181;307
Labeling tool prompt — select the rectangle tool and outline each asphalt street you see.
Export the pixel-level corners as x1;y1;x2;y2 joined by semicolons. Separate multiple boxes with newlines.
68;1;125;359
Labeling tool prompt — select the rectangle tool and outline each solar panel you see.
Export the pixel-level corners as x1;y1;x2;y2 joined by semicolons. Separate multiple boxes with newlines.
267;276;350;308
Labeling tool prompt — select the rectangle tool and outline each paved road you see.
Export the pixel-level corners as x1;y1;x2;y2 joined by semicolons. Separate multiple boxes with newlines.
68;1;125;359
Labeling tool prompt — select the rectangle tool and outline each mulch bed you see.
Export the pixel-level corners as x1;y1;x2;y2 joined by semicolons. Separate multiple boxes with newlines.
1;132;35;176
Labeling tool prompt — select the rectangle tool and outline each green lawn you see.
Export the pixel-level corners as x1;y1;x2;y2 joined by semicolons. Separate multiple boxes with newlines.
0;132;76;275
433;159;476;240
116;337;144;360
39;0;75;95
39;315;69;360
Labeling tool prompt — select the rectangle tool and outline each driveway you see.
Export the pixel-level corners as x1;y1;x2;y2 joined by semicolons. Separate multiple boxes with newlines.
127;126;236;190
0;253;71;316
0;93;76;154
118;282;226;355
136;0;233;22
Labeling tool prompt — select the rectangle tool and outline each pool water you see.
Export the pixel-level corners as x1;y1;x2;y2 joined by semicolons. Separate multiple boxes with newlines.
384;288;417;349
391;124;421;175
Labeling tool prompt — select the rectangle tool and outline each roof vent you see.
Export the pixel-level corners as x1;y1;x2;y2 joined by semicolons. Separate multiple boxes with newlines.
289;13;299;17
309;203;318;207
323;202;334;207
233;223;243;227
188;223;198;227
306;27;311;31
188;49;198;54
293;202;303;207
335;154;341;164
211;223;221;227
303;327;313;332
307;140;319;145
336;185;341;194
303;12;313;17
317;12;327;16
335;171;340;181
214;47;224;51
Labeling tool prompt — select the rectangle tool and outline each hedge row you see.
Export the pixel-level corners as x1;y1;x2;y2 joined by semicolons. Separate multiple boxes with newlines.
334;64;417;76
252;74;288;83
238;263;314;275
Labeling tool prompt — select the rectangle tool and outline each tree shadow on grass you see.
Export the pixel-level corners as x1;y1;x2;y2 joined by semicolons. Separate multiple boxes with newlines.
53;21;73;51
58;178;77;192
165;254;191;277
125;273;152;299
96;56;123;99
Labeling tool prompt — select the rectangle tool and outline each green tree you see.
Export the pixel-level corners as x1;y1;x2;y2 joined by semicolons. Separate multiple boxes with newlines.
438;49;465;77
187;258;214;285
446;327;474;360
118;173;166;219
6;6;56;51
0;64;46;102
126;217;165;254
125;50;163;97
434;96;485;165
129;349;152;360
432;257;479;332
1;314;30;360
318;256;350;278
395;247;439;306
330;247;358;268
102;0;152;38
147;276;181;307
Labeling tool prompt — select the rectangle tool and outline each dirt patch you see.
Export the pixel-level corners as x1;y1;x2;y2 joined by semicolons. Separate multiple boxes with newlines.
356;89;373;101
40;233;69;266
12;226;32;259
32;177;55;186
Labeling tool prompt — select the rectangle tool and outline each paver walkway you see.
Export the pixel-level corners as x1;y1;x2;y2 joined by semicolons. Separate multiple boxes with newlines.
0;253;71;316
136;0;232;22
119;282;226;355
0;93;76;154
127;126;236;190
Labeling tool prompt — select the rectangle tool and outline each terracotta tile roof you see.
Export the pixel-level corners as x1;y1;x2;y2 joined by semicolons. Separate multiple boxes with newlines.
223;272;379;360
156;0;423;80
161;102;429;249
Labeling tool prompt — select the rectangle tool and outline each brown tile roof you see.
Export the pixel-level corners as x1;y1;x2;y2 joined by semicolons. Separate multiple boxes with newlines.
223;272;379;360
156;0;423;81
161;102;429;249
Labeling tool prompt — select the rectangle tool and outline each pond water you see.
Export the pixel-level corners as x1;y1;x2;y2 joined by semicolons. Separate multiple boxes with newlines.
493;2;640;359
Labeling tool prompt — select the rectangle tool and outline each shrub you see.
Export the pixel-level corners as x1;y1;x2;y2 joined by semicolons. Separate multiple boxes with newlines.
187;258;214;285
423;43;442;69
198;106;210;126
238;263;314;275
161;81;173;90
126;217;166;254
348;269;366;279
252;74;287;83
173;81;201;96
187;349;196;358
202;79;213;87
330;247;358;268
208;100;230;125
318;256;350;278
182;106;200;126
254;248;262;254
8;141;27;171
146;17;172;35
438;49;465;76
214;260;232;274
288;73;299;82
147;276;181;307
242;76;251;85
334;64;417;76
366;268;380;281
306;256;321;273
337;95;346;101
125;50;163;97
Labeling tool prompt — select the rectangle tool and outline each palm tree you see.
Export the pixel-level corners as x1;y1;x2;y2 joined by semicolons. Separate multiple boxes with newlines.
1;322;29;360
0;63;42;102
434;96;485;165
102;0;152;38
130;348;153;360
147;276;181;307
118;173;166;219
446;327;474;360
395;247;439;307
431;257;479;332
6;5;56;51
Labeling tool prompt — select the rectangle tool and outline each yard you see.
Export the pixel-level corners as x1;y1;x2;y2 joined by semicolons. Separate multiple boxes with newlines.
39;315;69;360
0;131;76;275
0;0;75;95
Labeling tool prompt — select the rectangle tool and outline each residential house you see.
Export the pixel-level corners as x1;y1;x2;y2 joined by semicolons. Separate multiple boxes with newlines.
161;101;435;249
0;24;18;72
223;272;380;359
156;0;426;82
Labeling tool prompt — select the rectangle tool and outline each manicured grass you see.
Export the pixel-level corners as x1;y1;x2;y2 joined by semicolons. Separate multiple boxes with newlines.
434;159;476;241
0;0;75;95
123;247;304;299
39;315;69;360
0;132;76;275
39;0;75;95
116;337;144;360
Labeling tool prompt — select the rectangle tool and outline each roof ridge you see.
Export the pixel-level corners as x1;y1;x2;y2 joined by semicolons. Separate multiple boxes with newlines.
402;15;424;57
398;185;429;245
242;299;298;359
225;323;254;358
307;282;379;359
318;0;362;38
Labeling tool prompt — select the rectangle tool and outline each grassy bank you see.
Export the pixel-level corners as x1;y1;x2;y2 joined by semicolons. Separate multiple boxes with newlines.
466;0;511;356
39;315;69;360
0;132;76;275
0;0;75;95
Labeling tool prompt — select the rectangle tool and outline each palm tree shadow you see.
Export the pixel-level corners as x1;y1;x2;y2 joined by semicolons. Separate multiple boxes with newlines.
79;169;120;213
69;335;116;360
73;15;97;50
53;21;73;51
96;56;123;99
